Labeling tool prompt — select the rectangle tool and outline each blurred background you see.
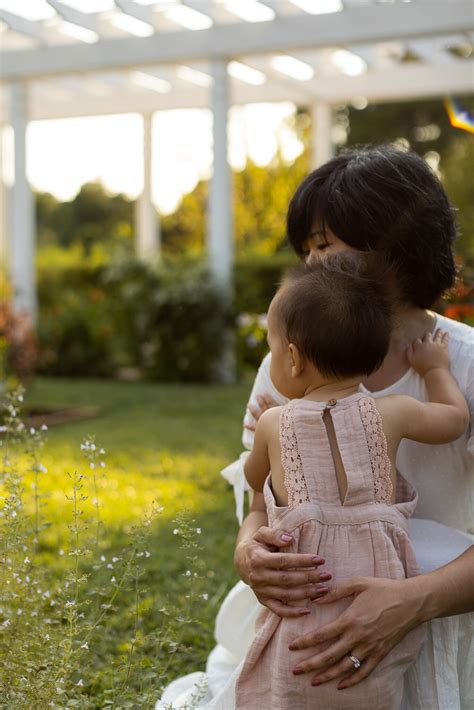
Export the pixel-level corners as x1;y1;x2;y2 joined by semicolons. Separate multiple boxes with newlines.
1;0;473;387
0;3;473;702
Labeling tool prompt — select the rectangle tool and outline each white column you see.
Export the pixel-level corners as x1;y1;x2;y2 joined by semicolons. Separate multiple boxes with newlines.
208;59;233;295
9;82;36;323
135;112;160;260
311;102;334;169
0;129;9;271
208;59;234;383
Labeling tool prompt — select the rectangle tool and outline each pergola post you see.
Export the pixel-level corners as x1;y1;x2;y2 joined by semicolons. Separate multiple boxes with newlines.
208;59;233;294
208;58;234;383
0;131;9;271
311;101;334;169
9;82;37;323
135;112;160;260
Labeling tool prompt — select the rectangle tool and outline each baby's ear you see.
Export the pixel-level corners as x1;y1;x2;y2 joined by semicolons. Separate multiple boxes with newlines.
289;343;304;378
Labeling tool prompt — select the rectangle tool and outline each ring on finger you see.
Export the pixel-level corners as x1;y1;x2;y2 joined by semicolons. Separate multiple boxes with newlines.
348;654;362;670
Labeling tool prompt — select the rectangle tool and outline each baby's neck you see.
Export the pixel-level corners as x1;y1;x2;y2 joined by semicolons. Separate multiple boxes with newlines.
301;379;360;403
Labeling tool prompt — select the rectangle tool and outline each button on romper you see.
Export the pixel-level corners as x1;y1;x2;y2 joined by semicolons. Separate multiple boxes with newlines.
236;393;426;710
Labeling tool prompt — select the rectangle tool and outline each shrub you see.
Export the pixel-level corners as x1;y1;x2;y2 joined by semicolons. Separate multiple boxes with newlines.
36;257;232;382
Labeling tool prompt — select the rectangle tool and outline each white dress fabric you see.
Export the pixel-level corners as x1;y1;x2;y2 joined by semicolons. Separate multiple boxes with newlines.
156;313;474;710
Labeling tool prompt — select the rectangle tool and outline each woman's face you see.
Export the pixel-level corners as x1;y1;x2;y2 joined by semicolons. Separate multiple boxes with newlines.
302;227;356;263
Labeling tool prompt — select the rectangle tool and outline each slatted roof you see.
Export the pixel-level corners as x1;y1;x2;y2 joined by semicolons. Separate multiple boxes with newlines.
0;0;473;121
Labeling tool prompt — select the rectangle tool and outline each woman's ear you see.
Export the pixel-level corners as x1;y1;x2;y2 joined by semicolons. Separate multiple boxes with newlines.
288;343;304;378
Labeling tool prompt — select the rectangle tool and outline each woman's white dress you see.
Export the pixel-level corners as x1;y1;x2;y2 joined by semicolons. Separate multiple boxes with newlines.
156;314;474;710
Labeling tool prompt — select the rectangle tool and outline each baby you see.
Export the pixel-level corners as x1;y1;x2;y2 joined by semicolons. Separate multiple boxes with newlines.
236;255;468;709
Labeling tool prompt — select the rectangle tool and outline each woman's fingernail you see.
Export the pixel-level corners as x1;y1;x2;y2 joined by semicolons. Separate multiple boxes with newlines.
312;679;322;686
293;667;303;675
280;534;293;542
311;587;329;601
298;609;310;615
319;572;332;581
312;555;325;564
288;644;297;651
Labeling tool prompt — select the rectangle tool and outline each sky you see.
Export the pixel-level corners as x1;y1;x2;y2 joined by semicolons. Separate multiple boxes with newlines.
11;102;304;215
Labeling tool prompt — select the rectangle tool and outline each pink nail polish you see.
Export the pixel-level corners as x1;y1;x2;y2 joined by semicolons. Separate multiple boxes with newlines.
281;534;293;542
312;586;329;597
319;572;332;581
312;556;325;564
312;680;322;686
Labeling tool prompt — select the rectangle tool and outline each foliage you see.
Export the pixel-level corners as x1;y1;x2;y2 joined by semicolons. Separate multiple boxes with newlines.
1;377;246;707
37;183;134;255
104;258;233;382
438;261;474;326
0;275;37;386
35;257;232;382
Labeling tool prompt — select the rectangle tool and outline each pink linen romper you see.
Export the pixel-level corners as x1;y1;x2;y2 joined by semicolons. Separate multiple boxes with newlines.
236;393;426;710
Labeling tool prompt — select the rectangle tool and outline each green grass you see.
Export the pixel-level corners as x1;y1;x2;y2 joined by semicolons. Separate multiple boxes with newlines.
16;376;252;704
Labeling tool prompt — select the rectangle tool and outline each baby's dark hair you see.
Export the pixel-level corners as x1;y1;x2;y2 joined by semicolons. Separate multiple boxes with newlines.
273;253;393;379
286;145;457;309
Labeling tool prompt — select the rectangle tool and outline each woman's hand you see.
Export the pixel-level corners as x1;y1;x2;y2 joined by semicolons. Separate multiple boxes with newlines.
290;576;426;688
235;525;331;618
244;394;278;432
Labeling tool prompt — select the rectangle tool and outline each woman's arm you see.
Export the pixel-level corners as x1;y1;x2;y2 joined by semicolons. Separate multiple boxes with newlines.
289;545;474;688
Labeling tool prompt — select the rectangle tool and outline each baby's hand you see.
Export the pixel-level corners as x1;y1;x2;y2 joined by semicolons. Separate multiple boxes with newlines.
407;330;450;376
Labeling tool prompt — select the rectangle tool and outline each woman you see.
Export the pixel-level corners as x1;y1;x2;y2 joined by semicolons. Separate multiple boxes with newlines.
157;146;473;709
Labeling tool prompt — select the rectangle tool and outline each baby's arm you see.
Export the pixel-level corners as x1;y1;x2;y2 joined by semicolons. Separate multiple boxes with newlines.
244;408;280;493
399;330;469;444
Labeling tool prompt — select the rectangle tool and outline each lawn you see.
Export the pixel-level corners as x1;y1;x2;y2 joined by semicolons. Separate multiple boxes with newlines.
3;375;253;708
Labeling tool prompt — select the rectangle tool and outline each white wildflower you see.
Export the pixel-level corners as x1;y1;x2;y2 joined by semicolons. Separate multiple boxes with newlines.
112;557;119;563
100;462;106;468
185;570;191;577
80;642;89;650
173;529;179;535
23;557;30;565
59;549;65;556
100;555;106;562
107;563;113;569
145;551;151;558
201;593;209;600
89;462;95;469
110;576;116;583
30;427;35;435
99;448;105;454
196;528;201;534
41;424;48;431
77;679;84;687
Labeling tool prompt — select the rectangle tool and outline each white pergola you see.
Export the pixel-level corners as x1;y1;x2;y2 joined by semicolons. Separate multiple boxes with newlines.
0;0;473;323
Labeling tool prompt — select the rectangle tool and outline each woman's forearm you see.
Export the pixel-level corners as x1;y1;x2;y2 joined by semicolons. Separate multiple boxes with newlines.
235;493;268;552
413;544;474;622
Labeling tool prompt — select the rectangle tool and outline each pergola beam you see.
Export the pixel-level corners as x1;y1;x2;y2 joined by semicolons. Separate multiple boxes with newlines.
1;1;472;80
19;61;474;122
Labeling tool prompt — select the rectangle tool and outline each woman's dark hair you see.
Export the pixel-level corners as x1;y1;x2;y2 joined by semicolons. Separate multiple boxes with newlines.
286;145;457;308
274;253;392;379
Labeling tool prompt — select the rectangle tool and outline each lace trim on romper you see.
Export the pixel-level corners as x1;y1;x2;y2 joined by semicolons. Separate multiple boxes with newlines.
358;397;393;504
280;402;310;507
